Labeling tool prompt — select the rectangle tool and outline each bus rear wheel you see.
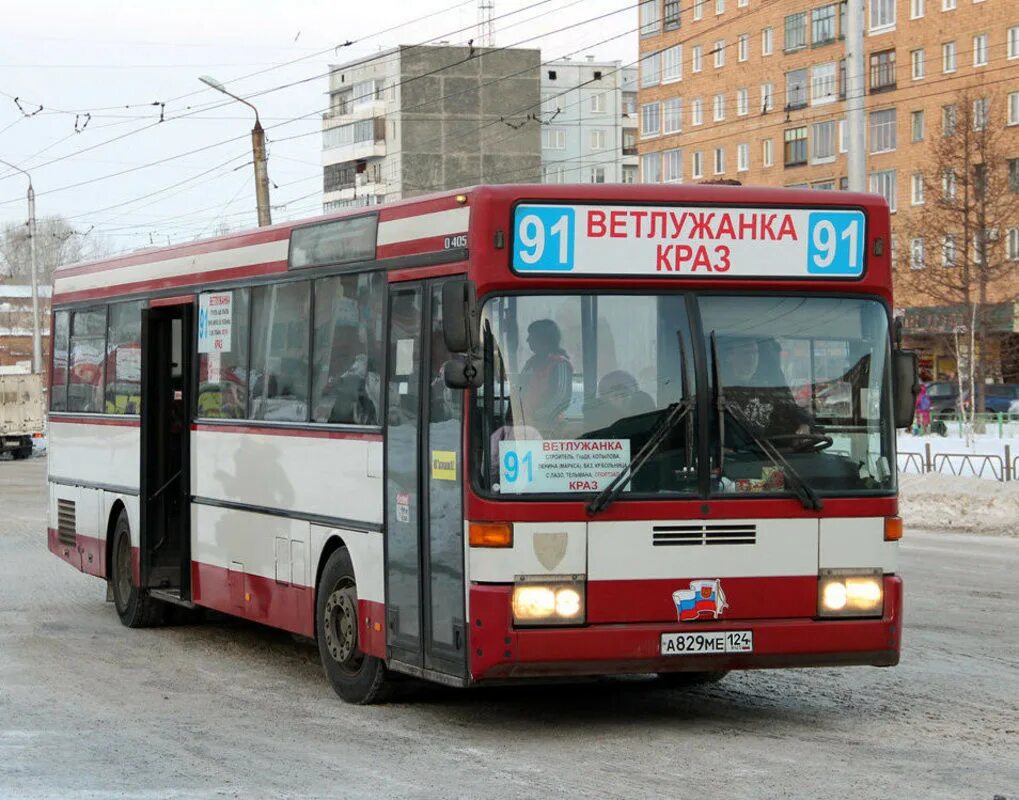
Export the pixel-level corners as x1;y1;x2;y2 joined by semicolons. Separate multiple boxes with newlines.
316;548;391;705
109;510;164;628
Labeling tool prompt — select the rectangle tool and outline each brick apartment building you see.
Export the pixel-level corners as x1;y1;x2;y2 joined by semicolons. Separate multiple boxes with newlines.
0;283;50;374
637;0;1019;381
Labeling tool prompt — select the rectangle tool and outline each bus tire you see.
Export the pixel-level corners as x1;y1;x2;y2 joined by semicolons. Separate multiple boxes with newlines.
109;510;164;628
316;547;392;705
656;670;728;688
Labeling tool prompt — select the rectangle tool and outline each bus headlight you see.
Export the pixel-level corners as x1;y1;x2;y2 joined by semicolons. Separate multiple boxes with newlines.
818;568;884;617
512;576;585;626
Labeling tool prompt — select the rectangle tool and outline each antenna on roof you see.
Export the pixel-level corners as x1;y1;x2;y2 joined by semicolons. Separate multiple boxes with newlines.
477;1;494;47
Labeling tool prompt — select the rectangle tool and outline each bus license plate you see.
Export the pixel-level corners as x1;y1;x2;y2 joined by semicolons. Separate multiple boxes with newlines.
660;630;753;656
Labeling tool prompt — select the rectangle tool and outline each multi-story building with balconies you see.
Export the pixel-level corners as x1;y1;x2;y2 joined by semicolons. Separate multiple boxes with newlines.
322;44;542;212
539;58;639;184
637;0;1019;381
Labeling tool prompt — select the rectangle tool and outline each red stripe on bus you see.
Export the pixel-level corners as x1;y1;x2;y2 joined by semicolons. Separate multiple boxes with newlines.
191;423;383;441
53;260;287;303
47;528;106;578
55;227;291;278
149;294;196;307
379;194;467;221
377;235;466;260
49;415;140;427
192;561;315;638
387;262;468;282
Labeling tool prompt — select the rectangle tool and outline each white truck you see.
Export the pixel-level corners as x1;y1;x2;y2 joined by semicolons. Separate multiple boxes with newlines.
0;371;45;459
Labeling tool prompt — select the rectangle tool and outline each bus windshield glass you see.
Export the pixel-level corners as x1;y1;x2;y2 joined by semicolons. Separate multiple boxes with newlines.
472;293;894;499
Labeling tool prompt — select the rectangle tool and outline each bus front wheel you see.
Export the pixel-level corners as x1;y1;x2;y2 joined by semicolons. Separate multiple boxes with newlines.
316;548;392;705
109;510;164;628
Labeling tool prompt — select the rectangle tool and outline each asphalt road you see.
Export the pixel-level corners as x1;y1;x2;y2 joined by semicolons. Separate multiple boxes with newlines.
1;457;1017;800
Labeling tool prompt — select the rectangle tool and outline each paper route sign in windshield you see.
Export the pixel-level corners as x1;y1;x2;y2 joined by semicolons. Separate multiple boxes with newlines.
511;203;866;279
498;439;631;494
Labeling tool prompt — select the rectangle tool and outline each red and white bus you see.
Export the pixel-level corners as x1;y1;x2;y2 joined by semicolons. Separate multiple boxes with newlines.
46;184;916;703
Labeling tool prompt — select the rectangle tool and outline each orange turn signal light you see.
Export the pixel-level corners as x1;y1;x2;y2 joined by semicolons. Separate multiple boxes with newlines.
884;516;903;541
469;522;513;548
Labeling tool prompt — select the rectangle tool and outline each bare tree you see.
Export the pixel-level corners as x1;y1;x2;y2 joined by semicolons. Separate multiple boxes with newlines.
0;215;110;285
897;90;1019;429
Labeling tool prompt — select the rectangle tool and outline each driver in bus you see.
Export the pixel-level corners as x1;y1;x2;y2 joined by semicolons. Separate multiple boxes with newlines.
720;336;813;444
517;319;574;434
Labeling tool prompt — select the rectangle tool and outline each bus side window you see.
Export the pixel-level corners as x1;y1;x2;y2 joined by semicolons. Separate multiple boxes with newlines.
197;289;250;420
67;308;107;414
105;300;143;415
51;311;70;412
310;272;384;426
248;282;310;422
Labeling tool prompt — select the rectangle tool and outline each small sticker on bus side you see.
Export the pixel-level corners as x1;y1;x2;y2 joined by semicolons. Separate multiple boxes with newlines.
431;450;457;481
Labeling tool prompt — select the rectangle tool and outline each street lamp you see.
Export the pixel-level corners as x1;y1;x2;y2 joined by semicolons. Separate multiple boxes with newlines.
0;158;42;374
199;75;272;227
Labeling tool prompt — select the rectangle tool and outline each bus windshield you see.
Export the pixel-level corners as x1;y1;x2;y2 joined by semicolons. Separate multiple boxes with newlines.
472;293;894;499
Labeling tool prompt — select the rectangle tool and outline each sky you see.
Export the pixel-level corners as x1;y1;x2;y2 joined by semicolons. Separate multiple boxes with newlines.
0;0;637;259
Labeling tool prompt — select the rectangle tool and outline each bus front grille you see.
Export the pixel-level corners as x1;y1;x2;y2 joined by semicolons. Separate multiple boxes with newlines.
652;523;756;546
57;499;76;547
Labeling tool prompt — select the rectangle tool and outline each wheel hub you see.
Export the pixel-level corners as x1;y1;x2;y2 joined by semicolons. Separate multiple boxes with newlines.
323;587;361;669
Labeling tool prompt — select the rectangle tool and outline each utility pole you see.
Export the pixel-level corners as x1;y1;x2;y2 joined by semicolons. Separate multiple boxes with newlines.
845;0;866;192
0;158;43;374
199;75;272;227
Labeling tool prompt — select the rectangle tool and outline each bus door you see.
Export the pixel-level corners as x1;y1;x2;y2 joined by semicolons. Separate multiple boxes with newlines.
384;280;467;683
139;299;193;602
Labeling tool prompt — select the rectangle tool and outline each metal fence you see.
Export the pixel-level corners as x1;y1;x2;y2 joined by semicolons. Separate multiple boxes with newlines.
897;443;1016;481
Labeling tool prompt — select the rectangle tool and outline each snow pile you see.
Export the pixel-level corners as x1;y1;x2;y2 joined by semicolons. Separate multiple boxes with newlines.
899;473;1019;535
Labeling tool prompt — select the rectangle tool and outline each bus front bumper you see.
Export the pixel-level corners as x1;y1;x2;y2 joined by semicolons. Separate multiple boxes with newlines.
468;576;902;681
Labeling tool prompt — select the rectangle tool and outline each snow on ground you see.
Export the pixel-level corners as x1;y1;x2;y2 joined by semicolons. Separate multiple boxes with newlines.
899;472;1019;536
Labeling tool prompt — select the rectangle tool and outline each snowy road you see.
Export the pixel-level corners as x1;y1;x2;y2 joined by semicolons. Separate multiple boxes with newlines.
1;458;1017;799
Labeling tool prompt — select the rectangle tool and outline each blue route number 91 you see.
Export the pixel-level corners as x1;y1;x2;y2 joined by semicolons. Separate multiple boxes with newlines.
513;206;576;272
806;211;865;277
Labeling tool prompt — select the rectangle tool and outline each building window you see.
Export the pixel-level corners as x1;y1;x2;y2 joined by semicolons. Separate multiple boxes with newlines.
692;150;704;179
761;82;774;113
942;104;957;137
738;33;749;61
812;120;836;162
784;126;808;166
784;12;807;51
811;62;836;105
870;0;895;31
641;103;661;137
838;118;847;152
591;93;605;114
942;169;957;201
763;138;773;167
762;27;773;55
713;39;726;67
623;92;637;116
943;41;956;73
542;164;566;184
1009;93;1019;126
590;129;606;150
1010;159;1019;193
642;51;661;86
692;45;702;72
694;0;704;20
692;98;704;126
664;148;683;182
1008;229;1019;261
589;166;606;184
622;165;638;184
942;0;955;9
974;164;988;200
869;169;897;211
639;0;661;36
738;0;748;6
664;45;683;81
911;49;925;80
642;152;662;182
786;68;808;109
664;98;683;133
911;110;924;142
736;88;749;116
543;128;566;149
839;58;846;99
664;0;681;29
812;180;836;191
973;98;988;131
910;238;925;270
943;235;957;267
713;93;725;121
869;50;896;92
911;0;924;18
714;147;726;175
911;173;925;205
1009;27;1019;59
869;108;897;153
811;5;836;45
973;34;988;67
716;0;725;14
737;142;749;171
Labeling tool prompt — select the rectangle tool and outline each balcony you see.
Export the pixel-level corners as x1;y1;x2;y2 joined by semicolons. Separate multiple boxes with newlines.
322;99;387;123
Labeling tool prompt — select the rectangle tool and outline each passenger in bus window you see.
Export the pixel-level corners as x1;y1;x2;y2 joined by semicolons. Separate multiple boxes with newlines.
517;319;574;434
587;370;656;431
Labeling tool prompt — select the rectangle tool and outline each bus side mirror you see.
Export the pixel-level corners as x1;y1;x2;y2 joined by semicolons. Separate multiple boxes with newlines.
892;349;919;429
443;355;482;389
442;278;479;354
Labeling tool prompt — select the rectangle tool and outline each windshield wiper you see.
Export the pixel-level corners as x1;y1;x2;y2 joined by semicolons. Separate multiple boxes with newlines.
709;332;823;512
586;399;692;515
